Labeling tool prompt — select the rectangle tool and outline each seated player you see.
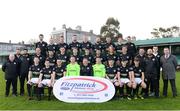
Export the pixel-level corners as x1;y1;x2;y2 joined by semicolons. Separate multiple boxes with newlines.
37;59;53;101
132;57;147;99
93;57;106;78
27;57;42;100
105;59;120;96
118;58;133;100
52;59;66;84
80;58;93;76
66;56;80;76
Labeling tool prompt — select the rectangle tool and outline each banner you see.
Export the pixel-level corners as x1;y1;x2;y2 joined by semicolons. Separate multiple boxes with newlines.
53;76;115;103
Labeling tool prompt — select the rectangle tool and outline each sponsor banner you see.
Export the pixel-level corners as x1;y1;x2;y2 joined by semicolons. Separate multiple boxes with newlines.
53;76;115;103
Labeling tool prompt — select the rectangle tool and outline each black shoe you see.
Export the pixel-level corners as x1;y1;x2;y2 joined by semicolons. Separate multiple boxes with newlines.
163;95;167;98
155;95;160;98
28;97;33;100
20;93;24;96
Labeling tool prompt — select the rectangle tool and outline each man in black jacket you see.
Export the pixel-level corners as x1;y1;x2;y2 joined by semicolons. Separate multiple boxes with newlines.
19;48;32;96
144;49;159;98
2;54;19;97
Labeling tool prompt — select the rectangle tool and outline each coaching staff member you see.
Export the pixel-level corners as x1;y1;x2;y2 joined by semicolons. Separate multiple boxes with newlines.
160;47;178;97
2;54;19;97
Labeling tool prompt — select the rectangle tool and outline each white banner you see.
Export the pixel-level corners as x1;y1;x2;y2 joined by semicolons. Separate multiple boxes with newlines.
53;76;115;103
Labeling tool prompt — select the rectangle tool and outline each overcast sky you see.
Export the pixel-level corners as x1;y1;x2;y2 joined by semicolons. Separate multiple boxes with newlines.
0;0;180;43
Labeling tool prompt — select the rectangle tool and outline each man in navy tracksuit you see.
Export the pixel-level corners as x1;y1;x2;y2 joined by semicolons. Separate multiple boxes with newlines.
2;54;19;97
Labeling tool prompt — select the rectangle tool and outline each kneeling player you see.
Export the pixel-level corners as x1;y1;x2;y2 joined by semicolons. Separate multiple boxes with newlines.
52;59;66;84
118;58;133;100
37;59;53;101
27;57;41;100
105;59;119;96
132;57;146;99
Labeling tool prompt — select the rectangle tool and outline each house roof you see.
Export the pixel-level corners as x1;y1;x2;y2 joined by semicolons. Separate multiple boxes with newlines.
134;37;180;47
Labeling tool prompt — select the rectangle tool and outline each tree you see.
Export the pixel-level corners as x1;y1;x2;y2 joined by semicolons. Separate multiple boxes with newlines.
151;26;180;38
27;38;38;48
100;17;120;42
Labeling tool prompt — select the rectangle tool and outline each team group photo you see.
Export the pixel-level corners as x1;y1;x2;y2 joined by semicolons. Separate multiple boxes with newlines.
0;0;180;110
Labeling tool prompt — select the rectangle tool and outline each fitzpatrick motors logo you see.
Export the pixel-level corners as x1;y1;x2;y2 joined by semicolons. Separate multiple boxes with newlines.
53;76;115;103
60;77;108;94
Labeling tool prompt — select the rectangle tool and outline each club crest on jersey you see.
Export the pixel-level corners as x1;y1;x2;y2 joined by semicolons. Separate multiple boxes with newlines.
61;69;64;72
114;70;116;72
14;62;16;64
126;69;129;72
139;69;142;72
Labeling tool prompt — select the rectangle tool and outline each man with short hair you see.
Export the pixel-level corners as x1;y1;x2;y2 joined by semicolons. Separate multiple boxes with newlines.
80;58;93;76
93;57;106;78
19;48;32;96
66;56;80;76
35;34;48;57
2;54;19;97
160;47;178;97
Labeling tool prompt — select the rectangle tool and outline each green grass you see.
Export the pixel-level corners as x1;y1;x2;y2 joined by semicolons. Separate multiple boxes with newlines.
0;69;179;110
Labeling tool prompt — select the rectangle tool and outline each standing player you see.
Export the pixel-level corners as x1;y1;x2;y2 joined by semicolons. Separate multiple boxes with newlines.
119;45;132;66
32;48;46;67
125;36;137;59
46;50;56;67
106;46;118;65
57;36;69;50
104;37;116;51
56;47;69;66
66;56;80;76
71;47;81;63
81;36;92;51
94;49;106;64
37;59;53;101
93;57;106;78
27;57;41;100
116;35;124;54
35;34;48;57
47;37;57;52
69;35;81;50
81;48;94;64
93;36;104;52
